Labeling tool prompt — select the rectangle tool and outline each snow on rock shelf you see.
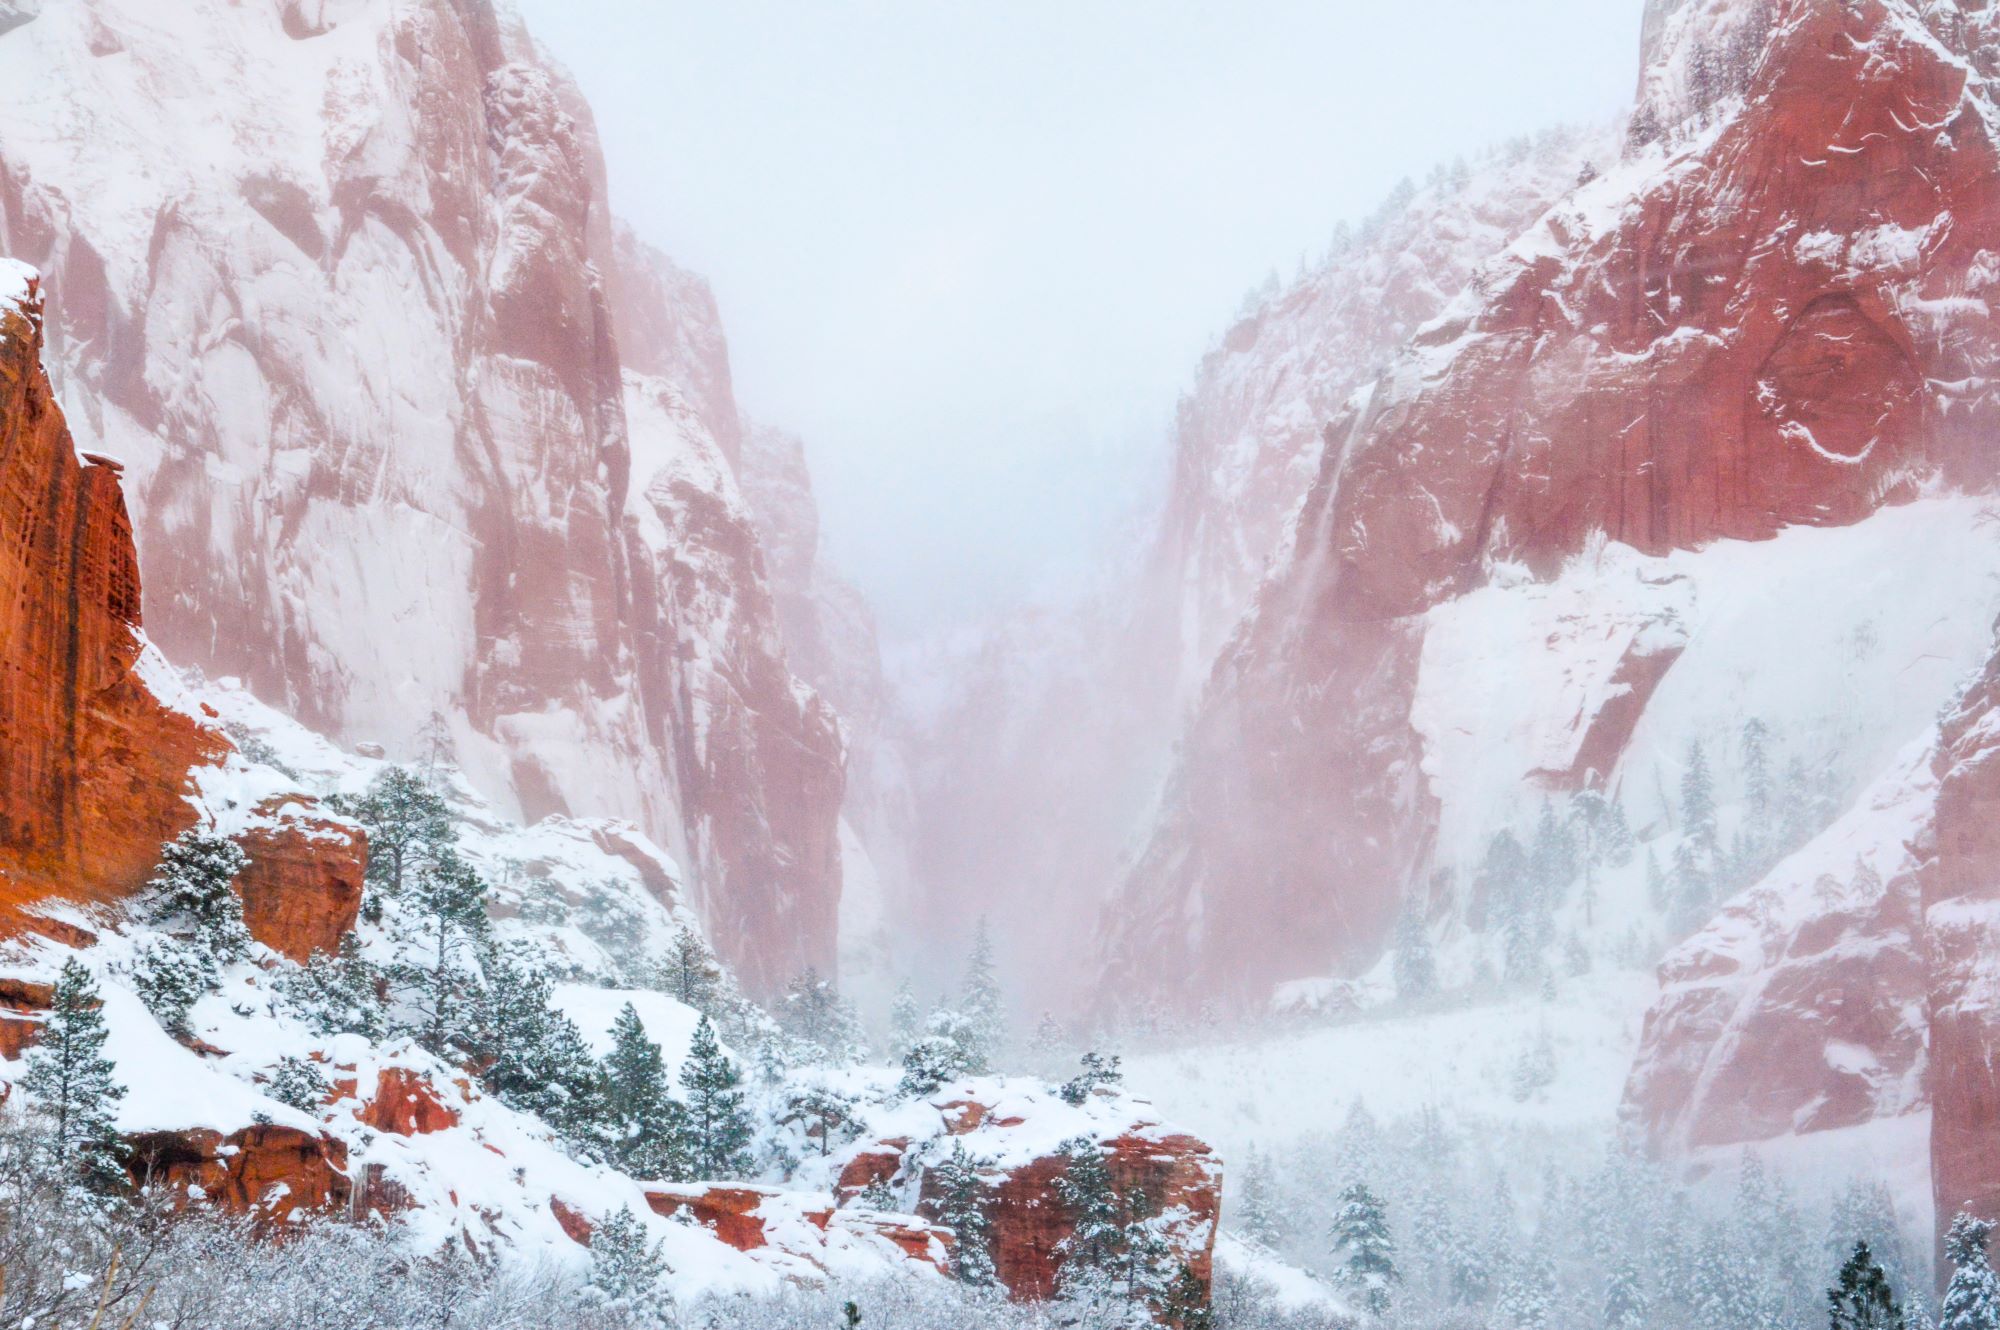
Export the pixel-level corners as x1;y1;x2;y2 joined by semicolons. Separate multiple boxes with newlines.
824;1077;1222;1307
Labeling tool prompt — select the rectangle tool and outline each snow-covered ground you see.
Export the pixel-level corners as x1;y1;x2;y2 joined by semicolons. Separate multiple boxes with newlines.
1122;969;1656;1169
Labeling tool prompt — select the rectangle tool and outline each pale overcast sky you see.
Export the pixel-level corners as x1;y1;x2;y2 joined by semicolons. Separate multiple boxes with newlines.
513;1;1644;636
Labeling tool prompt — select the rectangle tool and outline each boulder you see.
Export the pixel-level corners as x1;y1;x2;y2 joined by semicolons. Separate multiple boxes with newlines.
233;799;366;963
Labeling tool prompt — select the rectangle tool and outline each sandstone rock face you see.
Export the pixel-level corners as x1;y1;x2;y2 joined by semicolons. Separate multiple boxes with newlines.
0;1;844;994
234;798;367;963
890;122;1603;1001
1622;750;1934;1155
0;266;224;921
126;1125;351;1227
643;1182;952;1276
1928;630;2000;1244
936;1129;1221;1304
354;1066;461;1137
836;1085;1221;1313
1106;0;2000;1008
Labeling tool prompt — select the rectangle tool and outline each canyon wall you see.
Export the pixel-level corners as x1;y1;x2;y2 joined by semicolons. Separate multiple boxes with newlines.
0;263;222;917
1103;0;2000;1008
0;0;842;992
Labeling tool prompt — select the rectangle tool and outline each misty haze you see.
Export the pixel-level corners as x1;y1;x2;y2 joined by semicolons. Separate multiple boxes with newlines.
0;2;1991;1329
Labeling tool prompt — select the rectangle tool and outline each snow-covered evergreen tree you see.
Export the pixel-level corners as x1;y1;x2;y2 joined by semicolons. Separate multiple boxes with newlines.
888;980;923;1060
1828;1240;1905;1330
1060;1050;1123;1106
144;828;251;962
1828;1178;1911;1304
602;1003;688;1180
898;1033;973;1098
679;1015;752;1179
1236;1148;1283;1249
779;1085;859;1160
339;765;453;899
588;1205;671;1324
959;918;1006;1073
779;967;864;1065
1942;1214;2000;1330
279;934;385;1039
129;935;213;1039
1476;830;1530;935
1052;1136;1171;1323
387;848;489;1060
20;960;126;1193
479;949;608;1154
1602;1253;1648;1329
1682;739;1719;853
265;1054;331;1115
930;1138;996;1288
1391;900;1437;1002
658;926;720;1016
1329;1181;1399;1315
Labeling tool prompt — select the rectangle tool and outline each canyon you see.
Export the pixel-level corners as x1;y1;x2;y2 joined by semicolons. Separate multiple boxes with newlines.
7;0;2000;1313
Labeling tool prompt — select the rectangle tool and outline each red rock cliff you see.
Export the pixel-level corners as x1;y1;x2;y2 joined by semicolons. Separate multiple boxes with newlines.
1105;0;2000;1009
0;268;223;920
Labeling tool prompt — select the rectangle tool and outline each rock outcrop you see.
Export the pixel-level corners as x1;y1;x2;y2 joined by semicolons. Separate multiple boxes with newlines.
125;1125;352;1227
643;1183;953;1275
834;1084;1222;1314
0;0;845;995
0;264;224;921
1105;0;2000;1009
234;798;368;963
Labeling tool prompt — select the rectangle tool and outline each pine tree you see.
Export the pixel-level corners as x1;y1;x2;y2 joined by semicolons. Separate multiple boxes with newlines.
779;1085;859;1160
577;880;649;982
340;765;453;898
478;949;608;1153
898;1033;972;1099
1476;831;1530;935
280;934;385;1039
589;1205;671;1321
1603;1253;1648;1328
888;980;923;1060
1682;740;1719;852
130;936;214;1039
959;918;1005;1073
1161;1262;1213;1330
602;1003;688;1179
1054;1136;1127;1313
1529;802;1577;913
659;926;720;1015
1236;1148;1283;1248
1828;1179;1910;1301
1059;1050;1123;1106
265;1054;331;1114
21;960;127;1192
679;1015;752;1179
1941;1214;2000;1330
1829;1240;1905;1330
388;848;489;1060
930;1138;996;1287
779;967;862;1064
1391;900;1437;1002
144;828;251;962
1329;1181;1399;1315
